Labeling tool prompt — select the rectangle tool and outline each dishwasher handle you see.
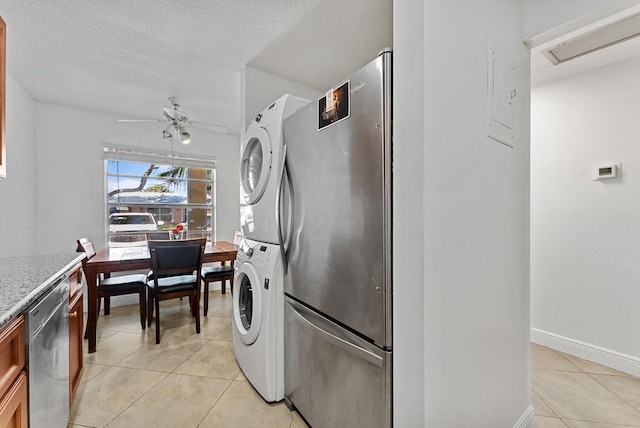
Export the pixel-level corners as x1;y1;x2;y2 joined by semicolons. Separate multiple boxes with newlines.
30;299;68;340
25;276;69;342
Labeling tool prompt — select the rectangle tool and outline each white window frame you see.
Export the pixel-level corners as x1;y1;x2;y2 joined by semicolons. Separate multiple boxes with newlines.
104;145;217;246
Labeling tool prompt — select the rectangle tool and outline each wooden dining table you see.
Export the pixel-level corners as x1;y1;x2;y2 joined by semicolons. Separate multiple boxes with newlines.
84;240;237;353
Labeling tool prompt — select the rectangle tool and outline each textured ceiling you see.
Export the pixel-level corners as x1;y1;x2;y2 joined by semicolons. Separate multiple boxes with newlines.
3;0;638;135
250;0;392;92
0;0;392;135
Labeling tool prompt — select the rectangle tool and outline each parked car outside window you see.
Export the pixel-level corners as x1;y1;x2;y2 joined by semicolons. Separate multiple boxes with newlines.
108;213;159;247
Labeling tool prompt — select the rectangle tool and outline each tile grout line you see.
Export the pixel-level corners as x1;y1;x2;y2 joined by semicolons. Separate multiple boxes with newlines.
191;299;243;428
100;369;171;428
532;345;640;427
560;416;640;427
557;348;640;419
89;301;230;428
530;388;560;419
98;305;171;427
194;377;236;428
531;349;587;424
532;367;586;374
78;296;241;428
543;417;568;428
587;371;640;418
112;332;211;373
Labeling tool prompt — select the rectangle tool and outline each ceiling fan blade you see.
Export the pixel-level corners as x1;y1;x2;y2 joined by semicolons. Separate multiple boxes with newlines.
117;119;163;123
116;97;228;136
162;107;181;121
187;120;228;134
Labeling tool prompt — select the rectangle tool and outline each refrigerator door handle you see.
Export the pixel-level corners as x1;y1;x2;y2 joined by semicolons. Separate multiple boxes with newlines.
276;144;290;274
283;156;294;251
289;301;384;368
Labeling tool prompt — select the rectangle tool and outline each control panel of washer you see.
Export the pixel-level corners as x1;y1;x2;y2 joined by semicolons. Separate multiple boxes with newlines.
249;244;272;264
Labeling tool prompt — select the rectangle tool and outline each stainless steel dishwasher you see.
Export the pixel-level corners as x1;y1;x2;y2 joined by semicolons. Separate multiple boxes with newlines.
24;276;70;428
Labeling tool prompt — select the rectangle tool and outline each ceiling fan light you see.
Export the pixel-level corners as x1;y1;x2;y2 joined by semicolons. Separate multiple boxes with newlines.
162;129;173;142
177;126;191;144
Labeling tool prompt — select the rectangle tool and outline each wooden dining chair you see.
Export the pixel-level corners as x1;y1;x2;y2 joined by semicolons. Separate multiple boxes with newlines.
201;261;235;316
76;237;147;330
145;232;172;282
147;238;206;344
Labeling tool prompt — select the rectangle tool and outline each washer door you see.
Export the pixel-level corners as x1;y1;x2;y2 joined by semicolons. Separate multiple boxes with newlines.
233;262;263;345
240;127;272;205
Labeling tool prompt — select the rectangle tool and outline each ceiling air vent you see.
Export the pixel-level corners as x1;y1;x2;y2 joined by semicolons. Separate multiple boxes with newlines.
543;12;640;65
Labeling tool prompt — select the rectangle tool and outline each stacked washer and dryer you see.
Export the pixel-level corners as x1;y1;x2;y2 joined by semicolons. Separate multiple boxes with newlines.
232;94;309;402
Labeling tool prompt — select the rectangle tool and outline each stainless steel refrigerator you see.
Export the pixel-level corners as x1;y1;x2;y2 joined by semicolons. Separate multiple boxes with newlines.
279;49;392;428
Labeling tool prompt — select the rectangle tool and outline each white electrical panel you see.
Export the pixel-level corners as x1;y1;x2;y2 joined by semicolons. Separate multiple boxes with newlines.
486;44;516;148
592;164;620;181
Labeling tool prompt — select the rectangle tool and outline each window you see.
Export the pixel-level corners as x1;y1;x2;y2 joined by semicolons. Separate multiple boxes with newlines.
104;146;216;248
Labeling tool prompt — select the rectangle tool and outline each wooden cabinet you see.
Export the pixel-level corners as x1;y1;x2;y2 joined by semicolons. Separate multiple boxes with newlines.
0;371;27;428
68;265;83;405
0;316;27;428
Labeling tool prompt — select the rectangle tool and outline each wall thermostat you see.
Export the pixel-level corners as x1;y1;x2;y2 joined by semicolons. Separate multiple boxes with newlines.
592;164;620;181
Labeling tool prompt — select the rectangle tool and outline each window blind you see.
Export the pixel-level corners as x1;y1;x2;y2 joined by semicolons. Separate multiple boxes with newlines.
103;144;216;169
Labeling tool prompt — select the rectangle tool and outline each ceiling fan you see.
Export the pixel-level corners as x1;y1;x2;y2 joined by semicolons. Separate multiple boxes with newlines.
117;96;228;144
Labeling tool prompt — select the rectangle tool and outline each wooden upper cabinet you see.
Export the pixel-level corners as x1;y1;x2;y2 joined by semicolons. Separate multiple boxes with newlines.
0;16;5;179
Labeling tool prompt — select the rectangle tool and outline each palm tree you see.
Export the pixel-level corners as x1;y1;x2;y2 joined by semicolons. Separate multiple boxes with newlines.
157;166;212;191
157;166;189;189
108;164;157;198
155;166;212;238
110;163;211;238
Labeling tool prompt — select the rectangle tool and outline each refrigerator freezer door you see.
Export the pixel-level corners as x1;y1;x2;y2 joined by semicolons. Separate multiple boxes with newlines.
284;297;391;428
282;52;392;347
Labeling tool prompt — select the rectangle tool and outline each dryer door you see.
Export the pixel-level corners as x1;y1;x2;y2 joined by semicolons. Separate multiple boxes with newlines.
233;261;263;345
240;127;272;205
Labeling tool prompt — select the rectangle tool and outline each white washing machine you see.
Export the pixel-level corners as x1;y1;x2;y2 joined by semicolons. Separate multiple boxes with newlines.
240;94;310;244
232;238;285;402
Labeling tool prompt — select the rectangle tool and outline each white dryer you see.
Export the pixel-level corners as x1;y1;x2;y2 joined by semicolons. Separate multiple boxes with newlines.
240;94;309;244
232;238;285;402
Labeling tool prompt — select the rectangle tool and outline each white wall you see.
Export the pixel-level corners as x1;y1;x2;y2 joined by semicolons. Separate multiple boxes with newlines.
394;1;531;426
531;54;640;370
0;75;36;257
32;102;240;255
241;66;322;135
419;1;531;426
392;1;425;426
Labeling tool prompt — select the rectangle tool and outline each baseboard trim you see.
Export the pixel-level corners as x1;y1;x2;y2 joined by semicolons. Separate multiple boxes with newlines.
531;328;640;377
513;405;535;428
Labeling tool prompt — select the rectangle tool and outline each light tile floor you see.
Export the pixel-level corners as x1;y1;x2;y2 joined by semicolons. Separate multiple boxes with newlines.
69;290;308;428
69;291;640;428
532;342;640;427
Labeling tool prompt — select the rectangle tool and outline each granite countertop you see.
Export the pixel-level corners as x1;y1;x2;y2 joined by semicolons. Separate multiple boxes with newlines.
0;253;86;328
